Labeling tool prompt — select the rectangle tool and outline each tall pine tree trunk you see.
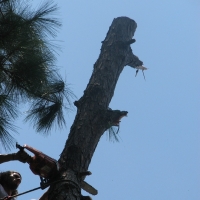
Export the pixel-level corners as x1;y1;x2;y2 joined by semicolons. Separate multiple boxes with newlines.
48;17;143;200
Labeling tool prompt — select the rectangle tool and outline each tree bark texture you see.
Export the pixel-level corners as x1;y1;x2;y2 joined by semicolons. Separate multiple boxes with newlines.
48;17;143;200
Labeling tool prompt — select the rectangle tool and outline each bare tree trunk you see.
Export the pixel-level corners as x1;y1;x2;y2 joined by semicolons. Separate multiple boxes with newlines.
48;16;143;200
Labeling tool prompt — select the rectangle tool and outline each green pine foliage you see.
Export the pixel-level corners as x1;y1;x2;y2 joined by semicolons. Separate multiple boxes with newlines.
0;0;74;151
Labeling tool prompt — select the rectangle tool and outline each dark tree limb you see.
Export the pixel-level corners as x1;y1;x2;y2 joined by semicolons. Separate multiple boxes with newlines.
48;16;144;200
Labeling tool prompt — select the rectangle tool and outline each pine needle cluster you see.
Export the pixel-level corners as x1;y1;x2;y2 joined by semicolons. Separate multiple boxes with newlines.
0;0;74;151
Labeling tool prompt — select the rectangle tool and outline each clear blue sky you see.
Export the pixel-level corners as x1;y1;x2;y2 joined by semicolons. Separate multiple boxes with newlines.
1;0;199;200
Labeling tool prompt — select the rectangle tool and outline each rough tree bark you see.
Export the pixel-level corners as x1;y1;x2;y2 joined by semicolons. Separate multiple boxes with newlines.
48;17;143;200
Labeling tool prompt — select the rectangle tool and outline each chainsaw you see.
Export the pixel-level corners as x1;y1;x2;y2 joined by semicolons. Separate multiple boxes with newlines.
16;143;97;195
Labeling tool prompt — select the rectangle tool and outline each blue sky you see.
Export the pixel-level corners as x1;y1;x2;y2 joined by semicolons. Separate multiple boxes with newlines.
1;0;199;200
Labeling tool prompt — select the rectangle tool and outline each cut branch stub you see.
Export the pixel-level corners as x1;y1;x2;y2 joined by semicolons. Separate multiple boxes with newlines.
125;50;143;69
106;109;128;127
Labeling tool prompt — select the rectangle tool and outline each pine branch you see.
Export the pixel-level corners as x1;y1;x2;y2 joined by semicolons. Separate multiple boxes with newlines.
24;98;66;133
0;0;74;150
0;116;18;152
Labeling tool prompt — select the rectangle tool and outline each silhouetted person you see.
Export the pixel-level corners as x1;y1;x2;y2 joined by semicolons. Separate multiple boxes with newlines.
0;151;32;199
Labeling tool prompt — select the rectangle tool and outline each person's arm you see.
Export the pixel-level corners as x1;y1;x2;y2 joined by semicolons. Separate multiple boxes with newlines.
0;153;16;164
0;151;31;164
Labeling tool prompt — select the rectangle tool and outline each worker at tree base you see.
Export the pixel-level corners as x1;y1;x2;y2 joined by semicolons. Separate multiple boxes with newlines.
0;152;92;200
0;151;29;200
0;151;57;200
0;151;47;200
0;171;22;200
